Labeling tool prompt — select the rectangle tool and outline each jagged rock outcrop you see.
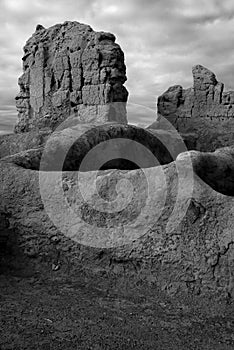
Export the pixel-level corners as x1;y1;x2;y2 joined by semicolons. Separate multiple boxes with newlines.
157;65;234;151
1;132;234;297
15;21;128;133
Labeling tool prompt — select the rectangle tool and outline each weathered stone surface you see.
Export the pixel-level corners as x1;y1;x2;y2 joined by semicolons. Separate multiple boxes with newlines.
1;135;234;298
0;129;51;159
185;146;234;196
157;65;234;151
15;21;128;133
3;123;178;171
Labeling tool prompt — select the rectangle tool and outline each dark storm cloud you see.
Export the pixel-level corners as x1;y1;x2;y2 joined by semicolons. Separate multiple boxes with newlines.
0;0;234;132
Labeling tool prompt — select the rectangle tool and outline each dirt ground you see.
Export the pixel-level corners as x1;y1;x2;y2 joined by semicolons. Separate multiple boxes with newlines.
1;254;234;350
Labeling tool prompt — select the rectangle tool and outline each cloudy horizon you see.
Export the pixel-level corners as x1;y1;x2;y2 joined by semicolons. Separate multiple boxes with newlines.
1;0;234;133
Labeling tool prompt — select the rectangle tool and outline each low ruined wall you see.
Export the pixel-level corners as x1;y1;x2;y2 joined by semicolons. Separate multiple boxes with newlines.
157;65;234;151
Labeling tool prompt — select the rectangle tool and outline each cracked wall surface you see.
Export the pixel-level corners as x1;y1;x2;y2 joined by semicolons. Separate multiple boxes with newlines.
15;21;128;133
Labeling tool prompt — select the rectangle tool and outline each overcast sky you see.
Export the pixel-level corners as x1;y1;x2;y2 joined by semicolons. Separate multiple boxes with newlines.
1;0;234;133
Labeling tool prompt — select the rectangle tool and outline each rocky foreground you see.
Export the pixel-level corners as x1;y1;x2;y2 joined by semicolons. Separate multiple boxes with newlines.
1;137;234;298
1;143;234;349
1;268;234;350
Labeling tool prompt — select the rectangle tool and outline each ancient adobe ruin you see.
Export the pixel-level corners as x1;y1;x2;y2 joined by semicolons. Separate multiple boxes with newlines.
15;21;128;132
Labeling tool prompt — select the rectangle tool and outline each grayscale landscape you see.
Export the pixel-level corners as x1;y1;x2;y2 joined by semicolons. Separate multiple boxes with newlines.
1;1;234;349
